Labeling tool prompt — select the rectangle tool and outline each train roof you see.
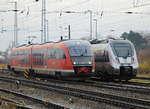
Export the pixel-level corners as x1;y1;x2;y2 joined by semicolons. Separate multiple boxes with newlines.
90;38;131;44
13;39;90;50
62;40;90;46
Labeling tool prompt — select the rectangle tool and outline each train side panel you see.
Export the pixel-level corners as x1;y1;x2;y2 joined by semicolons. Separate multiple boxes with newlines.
8;40;94;79
9;46;32;72
46;44;74;76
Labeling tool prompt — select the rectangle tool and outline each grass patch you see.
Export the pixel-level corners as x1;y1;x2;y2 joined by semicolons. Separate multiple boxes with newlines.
137;74;150;78
129;79;150;83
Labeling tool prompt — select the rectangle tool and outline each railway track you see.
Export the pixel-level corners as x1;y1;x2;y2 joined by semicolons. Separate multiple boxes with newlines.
0;83;67;109
34;77;150;95
0;96;31;109
123;81;150;87
0;76;150;109
1;69;150;87
89;81;150;94
1;71;150;95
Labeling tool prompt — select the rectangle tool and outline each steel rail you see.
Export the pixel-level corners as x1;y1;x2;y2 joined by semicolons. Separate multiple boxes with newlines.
0;99;31;109
89;81;150;94
27;77;150;95
0;77;150;109
0;88;66;109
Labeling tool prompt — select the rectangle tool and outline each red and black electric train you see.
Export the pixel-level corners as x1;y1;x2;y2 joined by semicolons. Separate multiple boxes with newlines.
8;40;95;79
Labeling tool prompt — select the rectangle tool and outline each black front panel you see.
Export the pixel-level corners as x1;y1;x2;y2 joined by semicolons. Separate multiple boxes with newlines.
120;66;133;76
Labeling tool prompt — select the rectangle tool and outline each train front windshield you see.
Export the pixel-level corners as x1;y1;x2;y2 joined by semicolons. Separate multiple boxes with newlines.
68;45;93;65
111;43;133;57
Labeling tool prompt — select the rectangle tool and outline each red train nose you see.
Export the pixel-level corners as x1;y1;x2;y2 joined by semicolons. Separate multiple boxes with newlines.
77;67;89;74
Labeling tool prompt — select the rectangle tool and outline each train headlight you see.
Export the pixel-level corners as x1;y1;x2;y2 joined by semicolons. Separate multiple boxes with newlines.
88;61;92;64
73;62;77;64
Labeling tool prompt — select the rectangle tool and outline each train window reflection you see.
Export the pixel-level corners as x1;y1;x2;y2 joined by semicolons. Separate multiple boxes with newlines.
94;50;109;62
68;46;92;57
112;43;133;57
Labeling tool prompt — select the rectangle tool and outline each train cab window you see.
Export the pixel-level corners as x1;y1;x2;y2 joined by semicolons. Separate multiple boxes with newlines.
111;43;133;58
94;50;109;62
68;46;92;57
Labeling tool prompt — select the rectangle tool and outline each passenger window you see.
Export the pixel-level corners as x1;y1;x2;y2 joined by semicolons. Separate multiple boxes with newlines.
58;48;66;59
48;48;66;59
94;50;109;62
48;48;55;59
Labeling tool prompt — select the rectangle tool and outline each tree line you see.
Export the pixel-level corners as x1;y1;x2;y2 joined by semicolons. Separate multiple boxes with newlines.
120;30;150;51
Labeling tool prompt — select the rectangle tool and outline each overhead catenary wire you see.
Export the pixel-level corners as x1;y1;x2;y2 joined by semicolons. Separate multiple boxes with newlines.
5;0;150;27
2;10;150;32
1;0;150;44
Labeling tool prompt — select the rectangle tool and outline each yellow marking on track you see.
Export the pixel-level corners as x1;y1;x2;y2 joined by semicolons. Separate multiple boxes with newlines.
23;70;29;79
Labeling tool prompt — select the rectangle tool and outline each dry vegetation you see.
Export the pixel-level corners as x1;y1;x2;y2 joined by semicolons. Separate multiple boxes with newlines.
138;48;150;75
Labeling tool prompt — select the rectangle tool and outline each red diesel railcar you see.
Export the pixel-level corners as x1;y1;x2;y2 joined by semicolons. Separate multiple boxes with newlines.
8;40;95;79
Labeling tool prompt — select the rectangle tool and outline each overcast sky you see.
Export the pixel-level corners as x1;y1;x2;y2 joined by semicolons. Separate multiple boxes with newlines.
0;0;150;51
